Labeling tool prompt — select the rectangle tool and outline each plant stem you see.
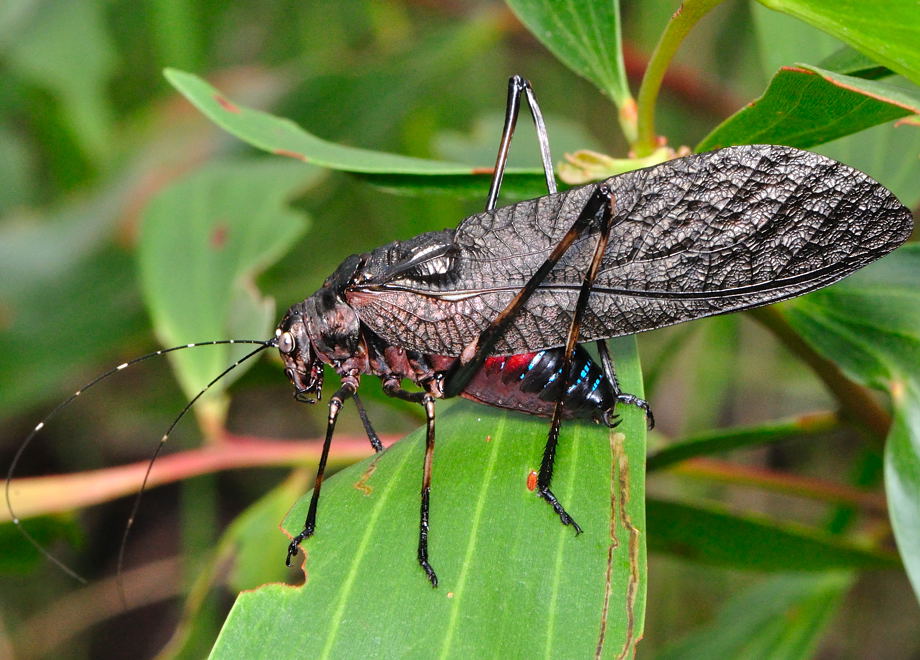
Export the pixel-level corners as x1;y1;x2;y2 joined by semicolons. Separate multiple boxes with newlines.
751;307;892;439
671;457;889;513
3;433;399;521
633;0;726;155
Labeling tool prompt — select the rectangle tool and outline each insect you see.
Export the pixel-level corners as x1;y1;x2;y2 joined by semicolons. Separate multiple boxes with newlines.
7;76;913;589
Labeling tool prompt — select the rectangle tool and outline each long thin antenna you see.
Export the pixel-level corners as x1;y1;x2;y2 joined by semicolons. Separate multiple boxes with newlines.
5;339;273;586
115;341;273;606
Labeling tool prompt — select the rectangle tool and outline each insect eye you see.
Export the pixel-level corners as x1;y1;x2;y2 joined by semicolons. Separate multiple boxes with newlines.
279;331;296;354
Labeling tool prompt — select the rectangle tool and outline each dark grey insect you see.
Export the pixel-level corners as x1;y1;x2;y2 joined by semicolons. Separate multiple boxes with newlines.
8;76;913;589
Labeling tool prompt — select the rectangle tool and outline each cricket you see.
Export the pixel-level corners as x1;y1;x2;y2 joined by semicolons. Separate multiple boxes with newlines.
7;76;913;589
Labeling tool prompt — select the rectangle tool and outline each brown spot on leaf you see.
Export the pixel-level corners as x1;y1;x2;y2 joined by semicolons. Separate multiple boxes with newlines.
354;454;383;495
215;95;240;113
275;149;309;162
210;223;229;249
471;167;494;175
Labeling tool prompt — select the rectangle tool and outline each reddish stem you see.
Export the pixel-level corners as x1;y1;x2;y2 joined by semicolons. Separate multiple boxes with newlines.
4;433;399;521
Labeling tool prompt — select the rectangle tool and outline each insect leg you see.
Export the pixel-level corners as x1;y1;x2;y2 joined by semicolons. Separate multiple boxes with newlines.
595;339;655;429
382;380;439;586
536;187;615;530
443;184;614;398
285;380;357;567
419;396;438;586
352;393;384;452
485;75;556;212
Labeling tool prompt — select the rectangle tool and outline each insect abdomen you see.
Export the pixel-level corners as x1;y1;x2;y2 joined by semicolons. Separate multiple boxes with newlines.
459;346;613;423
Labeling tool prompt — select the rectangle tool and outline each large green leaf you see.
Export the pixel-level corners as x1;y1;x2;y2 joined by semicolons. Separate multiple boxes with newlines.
647;499;898;571
504;0;632;108
212;338;647;658
757;0;920;86
697;65;918;151
655;572;852;659
138;158;314;403
783;246;920;601
164;69;546;198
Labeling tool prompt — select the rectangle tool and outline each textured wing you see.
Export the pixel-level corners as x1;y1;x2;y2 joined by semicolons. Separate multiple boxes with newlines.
348;145;913;356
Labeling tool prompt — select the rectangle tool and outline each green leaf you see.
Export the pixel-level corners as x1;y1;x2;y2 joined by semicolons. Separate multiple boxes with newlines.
886;386;920;604
165;68;546;199
655;573;852;659
818;46;893;79
783;246;920;601
648;413;837;472
164;69;546;199
697;65;918;151
212;338;647;658
648;499;899;571
757;0;920;86
504;0;632;108
138;158;313;403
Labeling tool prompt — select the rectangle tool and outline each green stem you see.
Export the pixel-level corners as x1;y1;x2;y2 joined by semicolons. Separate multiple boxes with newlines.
648;410;839;472
634;0;726;155
751;307;892;440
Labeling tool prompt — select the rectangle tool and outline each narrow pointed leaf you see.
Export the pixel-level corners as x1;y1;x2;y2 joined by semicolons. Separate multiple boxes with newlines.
164;69;545;198
648;498;899;571
698;65;918;151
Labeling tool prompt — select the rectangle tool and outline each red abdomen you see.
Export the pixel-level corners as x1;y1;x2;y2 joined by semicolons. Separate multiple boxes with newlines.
457;347;613;422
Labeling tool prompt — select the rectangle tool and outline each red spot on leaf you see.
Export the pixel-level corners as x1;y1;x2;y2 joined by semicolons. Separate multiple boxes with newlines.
484;435;492;443
210;223;229;249
526;470;538;491
471;167;494;175
275;149;309;162
215;95;240;113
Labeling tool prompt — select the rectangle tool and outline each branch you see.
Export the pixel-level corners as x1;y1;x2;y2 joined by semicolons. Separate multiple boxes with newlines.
4;433;400;522
671;457;889;514
634;0;726;154
751;306;892;439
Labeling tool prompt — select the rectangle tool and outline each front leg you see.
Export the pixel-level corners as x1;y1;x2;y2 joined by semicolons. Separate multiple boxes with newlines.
382;378;440;586
286;379;356;567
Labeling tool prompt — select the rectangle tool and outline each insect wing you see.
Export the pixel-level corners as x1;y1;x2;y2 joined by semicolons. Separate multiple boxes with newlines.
348;145;913;356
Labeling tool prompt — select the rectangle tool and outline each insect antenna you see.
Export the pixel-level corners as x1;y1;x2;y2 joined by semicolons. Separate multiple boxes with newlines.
5;338;274;589
114;340;273;605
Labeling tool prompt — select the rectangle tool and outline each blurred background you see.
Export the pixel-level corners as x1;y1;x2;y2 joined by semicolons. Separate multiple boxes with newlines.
1;1;917;657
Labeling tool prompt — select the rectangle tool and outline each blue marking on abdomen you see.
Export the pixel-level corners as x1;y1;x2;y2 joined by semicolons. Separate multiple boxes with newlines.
520;351;545;380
